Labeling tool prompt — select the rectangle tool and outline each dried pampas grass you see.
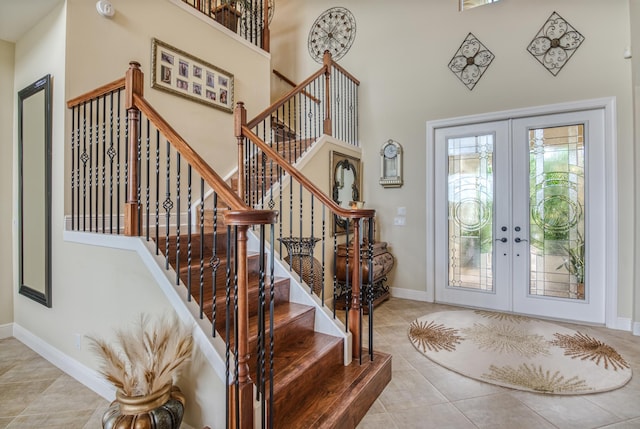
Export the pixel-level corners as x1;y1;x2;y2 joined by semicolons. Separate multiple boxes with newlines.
89;314;193;397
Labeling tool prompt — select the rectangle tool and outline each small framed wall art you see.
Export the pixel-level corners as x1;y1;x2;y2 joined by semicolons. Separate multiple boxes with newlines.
151;38;234;113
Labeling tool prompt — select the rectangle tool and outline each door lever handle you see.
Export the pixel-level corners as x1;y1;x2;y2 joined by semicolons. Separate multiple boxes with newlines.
514;237;528;243
495;237;508;243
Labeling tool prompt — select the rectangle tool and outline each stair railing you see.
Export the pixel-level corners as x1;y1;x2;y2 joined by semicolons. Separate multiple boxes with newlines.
236;99;376;363
67;62;277;429
179;0;272;52
240;52;359;203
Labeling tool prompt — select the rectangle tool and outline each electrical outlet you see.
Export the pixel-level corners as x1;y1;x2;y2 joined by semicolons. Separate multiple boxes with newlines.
397;206;407;216
394;216;406;226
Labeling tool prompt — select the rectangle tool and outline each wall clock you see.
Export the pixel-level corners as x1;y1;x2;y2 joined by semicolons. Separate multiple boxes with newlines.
307;7;356;63
379;140;403;188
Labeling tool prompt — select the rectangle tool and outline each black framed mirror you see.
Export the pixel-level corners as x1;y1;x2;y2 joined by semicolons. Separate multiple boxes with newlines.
330;151;361;234
18;75;52;307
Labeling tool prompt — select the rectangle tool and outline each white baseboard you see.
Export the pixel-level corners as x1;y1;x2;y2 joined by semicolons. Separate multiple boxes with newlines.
390;287;432;302
633;322;640;336
12;324;115;401
610;317;632;332
0;323;13;339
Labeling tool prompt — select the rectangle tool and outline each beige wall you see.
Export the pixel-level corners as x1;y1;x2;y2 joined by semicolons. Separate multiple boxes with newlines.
0;39;15;326
10;1;271;426
65;0;271;189
630;0;640;329
270;0;636;321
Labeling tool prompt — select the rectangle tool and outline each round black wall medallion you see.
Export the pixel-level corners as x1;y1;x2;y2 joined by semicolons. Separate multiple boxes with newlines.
307;7;356;63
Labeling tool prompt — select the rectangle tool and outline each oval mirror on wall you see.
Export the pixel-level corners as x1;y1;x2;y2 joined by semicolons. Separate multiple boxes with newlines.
330;151;361;235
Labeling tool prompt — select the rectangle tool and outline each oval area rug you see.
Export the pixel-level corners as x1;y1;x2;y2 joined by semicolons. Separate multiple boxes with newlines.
408;310;632;394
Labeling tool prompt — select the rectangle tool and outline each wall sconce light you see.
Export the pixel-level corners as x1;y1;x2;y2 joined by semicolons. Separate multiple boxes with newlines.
96;0;115;18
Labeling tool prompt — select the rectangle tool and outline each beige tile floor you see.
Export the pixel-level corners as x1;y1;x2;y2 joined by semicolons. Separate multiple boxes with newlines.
1;298;639;428
357;298;640;429
0;337;108;428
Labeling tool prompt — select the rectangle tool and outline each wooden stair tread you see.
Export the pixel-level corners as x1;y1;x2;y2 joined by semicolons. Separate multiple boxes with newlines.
271;332;343;396
247;302;314;341
274;351;392;429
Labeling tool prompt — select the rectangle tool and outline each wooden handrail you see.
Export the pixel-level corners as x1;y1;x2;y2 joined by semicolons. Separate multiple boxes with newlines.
272;69;321;104
66;78;126;108
330;61;360;86
224;209;278;226
247;67;326;129
133;93;248;211
242;124;374;220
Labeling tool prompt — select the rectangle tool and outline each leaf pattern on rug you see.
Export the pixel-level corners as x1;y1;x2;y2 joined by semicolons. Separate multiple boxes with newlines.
483;364;593;393
474;310;532;323
550;332;630;371
408;320;462;353
462;323;550;358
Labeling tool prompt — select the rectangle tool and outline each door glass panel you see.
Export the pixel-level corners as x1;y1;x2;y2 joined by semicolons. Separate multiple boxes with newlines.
448;135;494;291
529;125;585;300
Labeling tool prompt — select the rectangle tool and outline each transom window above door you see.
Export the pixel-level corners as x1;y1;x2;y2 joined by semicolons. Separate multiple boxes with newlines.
460;0;500;11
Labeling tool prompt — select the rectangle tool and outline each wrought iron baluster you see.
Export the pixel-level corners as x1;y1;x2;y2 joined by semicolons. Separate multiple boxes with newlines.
155;130;160;254
176;153;181;286
101;95;106;233
256;224;266;405
332;232;338;320
94;98;100;232
199;179;205;319
108;92;115;234
309;194;316;295
164;139;172;270
145;119;151;240
224;224;231;429
345;222;350;331
187;165;192;302
116;91;122;234
124;109;129;214
81;101;87;231
368;216;374;361
268;224;275;429
352;76;357;145
211;192;218;332
233;225;240;427
297;183;303;284
136;117;142;236
71;106;76;230
321;206;326;305
88;100;93;231
278;148;283;258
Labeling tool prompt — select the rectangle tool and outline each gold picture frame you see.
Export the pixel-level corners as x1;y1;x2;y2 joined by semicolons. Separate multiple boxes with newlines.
151;38;234;113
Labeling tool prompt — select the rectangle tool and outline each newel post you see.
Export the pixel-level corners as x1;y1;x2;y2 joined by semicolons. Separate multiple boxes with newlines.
225;210;278;429
124;61;143;236
349;217;362;360
234;102;247;203
323;50;332;136
230;223;253;429
262;0;270;52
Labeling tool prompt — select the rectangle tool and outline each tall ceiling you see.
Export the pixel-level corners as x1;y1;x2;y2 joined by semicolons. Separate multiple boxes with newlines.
0;0;64;43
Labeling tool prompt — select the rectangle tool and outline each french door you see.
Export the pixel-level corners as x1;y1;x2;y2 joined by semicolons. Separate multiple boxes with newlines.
434;109;606;324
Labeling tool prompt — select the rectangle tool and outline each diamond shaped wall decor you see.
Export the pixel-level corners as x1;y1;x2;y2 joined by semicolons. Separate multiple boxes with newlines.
448;33;495;91
527;11;585;76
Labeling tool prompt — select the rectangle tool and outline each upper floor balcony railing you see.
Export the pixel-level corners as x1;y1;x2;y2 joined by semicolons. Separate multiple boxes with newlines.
180;0;273;51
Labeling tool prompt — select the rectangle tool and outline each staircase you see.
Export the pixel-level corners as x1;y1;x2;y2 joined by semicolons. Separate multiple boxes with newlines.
158;225;391;428
66;54;388;428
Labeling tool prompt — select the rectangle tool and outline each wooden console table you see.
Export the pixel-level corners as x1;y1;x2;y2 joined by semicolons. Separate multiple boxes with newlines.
334;241;394;312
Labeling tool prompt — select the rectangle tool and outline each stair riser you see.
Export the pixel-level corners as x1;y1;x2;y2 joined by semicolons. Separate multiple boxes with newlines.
272;340;343;420
156;233;231;263
209;278;291;329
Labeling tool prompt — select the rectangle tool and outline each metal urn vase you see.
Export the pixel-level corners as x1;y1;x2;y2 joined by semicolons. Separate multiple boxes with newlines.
102;384;185;429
